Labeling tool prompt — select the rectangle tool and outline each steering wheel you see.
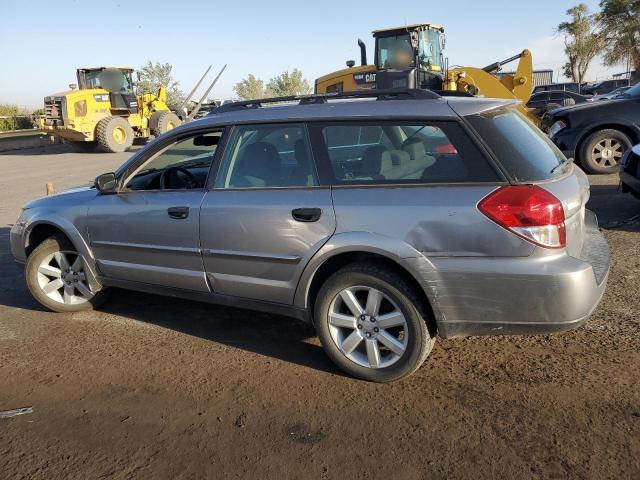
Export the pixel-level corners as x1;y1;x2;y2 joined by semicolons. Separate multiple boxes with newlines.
159;166;199;190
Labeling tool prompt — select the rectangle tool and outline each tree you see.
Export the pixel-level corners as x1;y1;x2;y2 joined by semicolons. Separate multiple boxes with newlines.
135;61;185;107
233;74;265;100
265;69;312;97
598;0;640;82
557;4;602;83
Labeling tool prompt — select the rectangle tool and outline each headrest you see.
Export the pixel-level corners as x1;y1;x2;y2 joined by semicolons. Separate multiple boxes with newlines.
402;137;426;160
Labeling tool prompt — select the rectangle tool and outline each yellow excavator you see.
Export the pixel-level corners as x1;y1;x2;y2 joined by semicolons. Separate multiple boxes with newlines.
315;24;536;122
41;67;181;153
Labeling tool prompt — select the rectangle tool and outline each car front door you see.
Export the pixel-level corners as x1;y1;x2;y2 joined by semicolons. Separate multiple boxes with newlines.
87;130;222;292
200;123;336;304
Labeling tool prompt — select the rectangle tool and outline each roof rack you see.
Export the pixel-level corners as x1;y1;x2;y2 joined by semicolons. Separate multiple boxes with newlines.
210;88;441;114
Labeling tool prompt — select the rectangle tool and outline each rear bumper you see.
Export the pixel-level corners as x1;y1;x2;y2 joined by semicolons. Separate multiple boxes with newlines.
405;210;609;338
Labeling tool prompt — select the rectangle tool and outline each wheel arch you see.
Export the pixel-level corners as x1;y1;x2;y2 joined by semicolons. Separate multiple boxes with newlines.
576;122;640;161
294;235;441;329
23;218;100;283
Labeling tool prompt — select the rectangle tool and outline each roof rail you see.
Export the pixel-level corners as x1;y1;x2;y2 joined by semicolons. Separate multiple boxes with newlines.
210;88;441;114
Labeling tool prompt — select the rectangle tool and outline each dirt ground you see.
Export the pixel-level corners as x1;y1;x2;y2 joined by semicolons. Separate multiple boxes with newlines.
0;145;638;479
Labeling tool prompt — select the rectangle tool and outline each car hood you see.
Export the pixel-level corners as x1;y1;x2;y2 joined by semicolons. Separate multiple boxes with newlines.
23;184;96;210
549;97;629;116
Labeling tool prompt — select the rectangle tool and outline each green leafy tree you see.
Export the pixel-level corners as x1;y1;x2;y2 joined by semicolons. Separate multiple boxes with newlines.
265;69;312;97
135;61;185;107
598;0;640;82
233;74;266;100
558;4;602;83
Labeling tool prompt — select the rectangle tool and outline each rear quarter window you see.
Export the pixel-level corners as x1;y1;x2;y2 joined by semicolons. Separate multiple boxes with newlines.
466;107;566;181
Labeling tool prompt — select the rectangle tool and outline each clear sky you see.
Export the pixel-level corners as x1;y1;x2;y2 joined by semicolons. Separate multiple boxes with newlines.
0;0;618;108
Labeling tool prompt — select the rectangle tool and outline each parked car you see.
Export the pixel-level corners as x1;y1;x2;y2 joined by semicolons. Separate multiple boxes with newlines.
532;82;581;94
620;144;640;199
547;81;640;173
582;79;631;96
10;90;610;382
526;90;592;112
593;86;632;101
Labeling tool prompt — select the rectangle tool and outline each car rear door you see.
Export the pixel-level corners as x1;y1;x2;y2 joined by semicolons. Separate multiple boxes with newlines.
199;122;336;305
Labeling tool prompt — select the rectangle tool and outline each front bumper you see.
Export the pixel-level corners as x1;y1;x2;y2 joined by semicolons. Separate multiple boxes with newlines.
405;210;610;338
10;222;26;263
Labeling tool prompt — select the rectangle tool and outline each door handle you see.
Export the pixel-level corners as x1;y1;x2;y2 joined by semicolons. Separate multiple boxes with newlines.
167;206;190;219
292;207;322;222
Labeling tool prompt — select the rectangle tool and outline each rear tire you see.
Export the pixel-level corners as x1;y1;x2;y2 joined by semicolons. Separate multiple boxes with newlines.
96;116;134;153
580;128;632;174
314;263;435;382
25;236;109;313
150;111;181;137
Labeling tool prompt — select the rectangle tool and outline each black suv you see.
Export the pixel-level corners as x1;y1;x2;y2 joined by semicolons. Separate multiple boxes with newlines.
547;82;640;173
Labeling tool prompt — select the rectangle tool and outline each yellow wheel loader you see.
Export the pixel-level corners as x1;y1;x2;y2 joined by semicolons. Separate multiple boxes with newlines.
41;67;181;153
315;24;537;122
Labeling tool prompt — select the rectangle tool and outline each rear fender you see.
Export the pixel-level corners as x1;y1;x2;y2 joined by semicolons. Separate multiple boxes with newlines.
293;231;444;321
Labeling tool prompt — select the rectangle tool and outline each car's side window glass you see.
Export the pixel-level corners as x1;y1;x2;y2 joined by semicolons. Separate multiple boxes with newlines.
317;121;499;184
125;132;221;191
550;92;564;101
214;123;318;189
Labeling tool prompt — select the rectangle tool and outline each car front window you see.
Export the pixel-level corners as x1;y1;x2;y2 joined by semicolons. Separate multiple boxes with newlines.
623;83;640;98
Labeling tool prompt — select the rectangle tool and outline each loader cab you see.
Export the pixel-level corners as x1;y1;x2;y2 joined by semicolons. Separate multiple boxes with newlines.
77;67;138;114
373;24;445;91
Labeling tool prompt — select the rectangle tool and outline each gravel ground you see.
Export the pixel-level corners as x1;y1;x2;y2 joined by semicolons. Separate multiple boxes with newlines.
0;146;638;479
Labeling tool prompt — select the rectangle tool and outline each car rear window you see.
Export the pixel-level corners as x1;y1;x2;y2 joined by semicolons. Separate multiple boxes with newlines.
313;121;500;185
466;107;567;181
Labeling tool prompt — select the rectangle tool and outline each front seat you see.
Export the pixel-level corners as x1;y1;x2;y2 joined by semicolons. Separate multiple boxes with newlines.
289;139;313;186
361;145;388;180
231;142;282;187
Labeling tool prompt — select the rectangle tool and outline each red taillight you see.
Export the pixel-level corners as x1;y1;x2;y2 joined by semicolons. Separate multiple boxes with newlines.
478;185;566;248
435;143;458;154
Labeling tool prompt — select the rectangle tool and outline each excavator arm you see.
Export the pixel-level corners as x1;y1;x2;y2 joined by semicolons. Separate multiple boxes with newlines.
445;49;537;122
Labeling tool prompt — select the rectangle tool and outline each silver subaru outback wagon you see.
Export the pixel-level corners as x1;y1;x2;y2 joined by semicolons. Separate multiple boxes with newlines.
10;90;610;382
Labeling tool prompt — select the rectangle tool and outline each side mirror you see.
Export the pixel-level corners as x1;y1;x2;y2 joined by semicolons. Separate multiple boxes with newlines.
95;172;117;194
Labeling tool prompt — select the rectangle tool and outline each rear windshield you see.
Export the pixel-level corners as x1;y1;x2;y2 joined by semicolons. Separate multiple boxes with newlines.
466;107;567;181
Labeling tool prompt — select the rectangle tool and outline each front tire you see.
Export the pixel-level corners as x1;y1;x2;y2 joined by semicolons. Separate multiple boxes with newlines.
580;129;632;174
96;116;134;153
314;263;435;382
25;236;108;313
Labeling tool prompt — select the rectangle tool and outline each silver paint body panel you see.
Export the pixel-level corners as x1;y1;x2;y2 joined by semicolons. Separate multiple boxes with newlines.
10;97;610;338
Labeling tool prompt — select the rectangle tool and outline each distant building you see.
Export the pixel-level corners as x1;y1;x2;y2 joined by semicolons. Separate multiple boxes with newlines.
495;69;554;88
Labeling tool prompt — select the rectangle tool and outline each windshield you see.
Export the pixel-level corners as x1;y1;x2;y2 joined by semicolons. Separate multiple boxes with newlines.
418;29;442;69
376;29;442;70
622;82;640;97
377;34;414;69
83;69;133;93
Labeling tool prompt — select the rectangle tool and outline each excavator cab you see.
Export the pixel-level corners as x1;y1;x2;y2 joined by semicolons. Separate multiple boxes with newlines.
373;24;445;91
76;67;138;114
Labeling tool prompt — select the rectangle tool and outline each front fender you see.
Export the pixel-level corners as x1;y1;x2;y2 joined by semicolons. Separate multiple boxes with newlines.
23;212;100;284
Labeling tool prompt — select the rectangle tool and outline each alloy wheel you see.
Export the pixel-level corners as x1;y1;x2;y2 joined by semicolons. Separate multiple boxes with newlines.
327;286;408;369
36;250;94;305
591;138;624;167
